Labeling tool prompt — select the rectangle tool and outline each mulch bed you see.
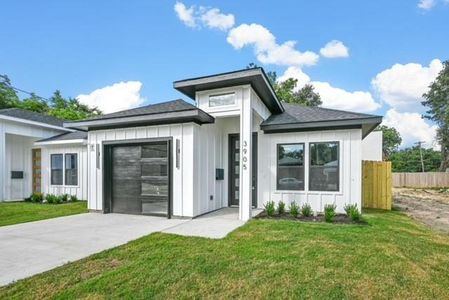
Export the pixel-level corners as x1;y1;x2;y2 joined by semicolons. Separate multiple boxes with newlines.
255;211;367;225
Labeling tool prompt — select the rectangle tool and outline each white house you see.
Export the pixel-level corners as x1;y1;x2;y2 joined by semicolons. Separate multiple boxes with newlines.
1;68;383;221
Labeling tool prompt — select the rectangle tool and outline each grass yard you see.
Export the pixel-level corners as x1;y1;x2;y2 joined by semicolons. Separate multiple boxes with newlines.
0;201;87;227
1;210;449;299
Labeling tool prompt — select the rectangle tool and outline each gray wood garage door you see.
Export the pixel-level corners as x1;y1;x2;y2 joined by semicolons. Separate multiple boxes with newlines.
111;142;169;216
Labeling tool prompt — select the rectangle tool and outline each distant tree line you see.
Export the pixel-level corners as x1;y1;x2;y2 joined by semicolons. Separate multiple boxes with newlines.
0;74;101;121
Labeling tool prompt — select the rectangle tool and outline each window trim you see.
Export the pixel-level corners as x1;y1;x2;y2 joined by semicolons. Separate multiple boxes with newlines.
64;153;78;186
208;92;236;107
276;142;305;191
308;141;340;192
49;151;80;187
50;154;64;186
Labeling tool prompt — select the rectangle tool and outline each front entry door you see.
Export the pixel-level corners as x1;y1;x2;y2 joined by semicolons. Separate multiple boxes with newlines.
229;133;257;207
32;149;41;193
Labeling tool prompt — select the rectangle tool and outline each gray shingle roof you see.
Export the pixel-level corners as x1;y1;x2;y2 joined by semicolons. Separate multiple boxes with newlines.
36;131;87;143
0;108;64;127
84;99;198;121
261;102;381;126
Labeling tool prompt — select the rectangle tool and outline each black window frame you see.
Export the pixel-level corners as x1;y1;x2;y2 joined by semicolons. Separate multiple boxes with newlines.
64;153;78;186
50;154;63;186
309;141;340;192
276;143;305;191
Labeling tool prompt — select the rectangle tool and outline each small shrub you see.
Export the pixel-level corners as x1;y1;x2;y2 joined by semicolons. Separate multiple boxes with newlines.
45;194;58;204
54;195;63;204
24;196;32;202
264;201;275;216
30;192;43;203
324;204;337;222
277;201;286;215
289;202;299;218
301;203;313;217
70;195;79;202
344;203;361;221
61;194;69;202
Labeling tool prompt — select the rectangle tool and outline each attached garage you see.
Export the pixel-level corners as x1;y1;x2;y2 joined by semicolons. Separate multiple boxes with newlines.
103;139;172;217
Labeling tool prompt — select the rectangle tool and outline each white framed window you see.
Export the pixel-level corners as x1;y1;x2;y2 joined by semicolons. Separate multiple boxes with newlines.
309;142;339;192
209;92;235;107
50;152;78;186
277;143;305;191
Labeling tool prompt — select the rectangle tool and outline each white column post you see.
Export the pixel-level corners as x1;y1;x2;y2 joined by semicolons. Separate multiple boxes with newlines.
0;128;5;202
239;94;253;221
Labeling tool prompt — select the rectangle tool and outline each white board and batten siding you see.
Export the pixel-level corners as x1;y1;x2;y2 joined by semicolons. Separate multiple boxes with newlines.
87;123;196;217
362;130;383;161
0;118;66;201
258;128;363;213
41;144;88;200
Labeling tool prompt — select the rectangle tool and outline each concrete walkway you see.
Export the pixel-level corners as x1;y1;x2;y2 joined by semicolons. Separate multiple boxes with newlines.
0;213;187;286
0;208;259;286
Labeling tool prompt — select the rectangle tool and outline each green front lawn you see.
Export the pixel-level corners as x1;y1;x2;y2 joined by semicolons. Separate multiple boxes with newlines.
0;201;87;227
1;210;449;299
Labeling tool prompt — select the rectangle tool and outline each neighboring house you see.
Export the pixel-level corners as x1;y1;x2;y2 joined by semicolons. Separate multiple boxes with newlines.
0;108;69;201
1;68;383;222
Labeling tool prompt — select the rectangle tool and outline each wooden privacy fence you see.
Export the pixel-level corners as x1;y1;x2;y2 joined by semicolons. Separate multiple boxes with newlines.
393;172;449;188
362;161;392;210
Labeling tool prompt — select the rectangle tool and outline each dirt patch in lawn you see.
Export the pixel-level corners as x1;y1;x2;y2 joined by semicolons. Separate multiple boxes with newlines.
255;211;366;225
394;188;449;234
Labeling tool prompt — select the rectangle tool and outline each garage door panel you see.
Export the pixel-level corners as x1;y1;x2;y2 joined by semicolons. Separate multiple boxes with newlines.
109;141;169;216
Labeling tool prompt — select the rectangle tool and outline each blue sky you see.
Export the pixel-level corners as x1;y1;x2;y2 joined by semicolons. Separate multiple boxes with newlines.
1;0;448;147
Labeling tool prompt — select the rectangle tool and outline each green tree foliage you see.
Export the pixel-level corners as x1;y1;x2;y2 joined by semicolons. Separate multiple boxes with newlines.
390;147;442;172
0;75;101;121
0;75;20;109
376;125;402;158
246;63;322;107
422;60;449;171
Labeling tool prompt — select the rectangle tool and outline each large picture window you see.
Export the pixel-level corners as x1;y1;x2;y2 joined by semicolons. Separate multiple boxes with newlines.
277;144;304;190
65;153;78;186
309;142;339;191
209;93;235;107
51;154;63;185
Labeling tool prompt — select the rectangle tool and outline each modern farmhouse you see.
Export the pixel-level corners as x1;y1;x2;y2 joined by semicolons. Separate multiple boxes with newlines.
0;68;382;221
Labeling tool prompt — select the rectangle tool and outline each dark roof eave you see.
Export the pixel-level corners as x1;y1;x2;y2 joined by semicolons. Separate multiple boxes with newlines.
173;68;284;114
261;117;382;133
64;109;215;131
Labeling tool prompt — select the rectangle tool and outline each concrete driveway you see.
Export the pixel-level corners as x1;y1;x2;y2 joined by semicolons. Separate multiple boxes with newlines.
0;213;187;286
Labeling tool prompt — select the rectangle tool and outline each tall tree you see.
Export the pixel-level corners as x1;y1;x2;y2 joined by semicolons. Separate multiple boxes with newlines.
20;93;49;113
48;90;101;121
422;60;449;171
0;75;20;109
246;63;322;107
390;147;441;172
376;125;402;159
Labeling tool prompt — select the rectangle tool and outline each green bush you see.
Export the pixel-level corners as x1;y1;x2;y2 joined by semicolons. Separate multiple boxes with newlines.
289;202;299;217
344;204;361;221
45;194;58;204
324;204;337;223
61;194;69;202
264;201;275;216
70;195;78;202
54;195;63;204
301;203;313;217
30;192;43;203
277;201;286;215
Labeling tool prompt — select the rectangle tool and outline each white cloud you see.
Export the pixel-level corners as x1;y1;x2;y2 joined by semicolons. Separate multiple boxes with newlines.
77;81;145;114
174;2;196;28
278;67;380;112
383;109;438;149
227;23;319;66
371;59;442;111
320;40;349;58
278;66;311;88
418;0;435;10
200;8;235;31
174;2;235;31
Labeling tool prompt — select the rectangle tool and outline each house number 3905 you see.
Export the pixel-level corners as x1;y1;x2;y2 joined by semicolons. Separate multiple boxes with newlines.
242;140;248;170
